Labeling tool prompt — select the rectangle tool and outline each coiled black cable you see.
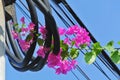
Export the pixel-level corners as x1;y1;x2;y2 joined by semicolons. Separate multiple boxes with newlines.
5;0;60;72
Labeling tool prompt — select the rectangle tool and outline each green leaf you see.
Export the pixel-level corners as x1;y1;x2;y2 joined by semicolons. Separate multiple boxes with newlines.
84;52;96;64
60;40;69;60
70;48;79;59
110;50;120;64
21;24;26;28
92;42;102;56
37;38;44;46
13;23;19;27
117;41;120;45
104;41;115;52
61;51;69;60
36;33;41;37
26;34;32;42
71;41;75;47
17;28;21;33
107;41;114;47
60;40;68;52
80;44;87;49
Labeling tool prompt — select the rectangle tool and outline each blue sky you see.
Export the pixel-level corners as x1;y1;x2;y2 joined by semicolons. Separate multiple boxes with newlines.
6;0;120;80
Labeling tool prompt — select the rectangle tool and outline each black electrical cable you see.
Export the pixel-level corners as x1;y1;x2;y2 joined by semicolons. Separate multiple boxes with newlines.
71;70;80;80
15;2;42;58
52;1;75;25
13;2;36;60
16;2;31;22
9;0;49;71
28;0;53;71
7;0;59;71
5;15;23;60
33;0;60;55
5;0;39;71
10;1;46;71
5;0;46;71
19;0;43;26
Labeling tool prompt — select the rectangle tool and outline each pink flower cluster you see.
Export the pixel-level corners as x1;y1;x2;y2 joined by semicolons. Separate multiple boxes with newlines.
37;46;50;58
47;48;77;74
19;39;30;51
58;25;91;47
37;46;45;58
12;17;36;51
39;26;47;39
11;17;91;75
11;30;19;39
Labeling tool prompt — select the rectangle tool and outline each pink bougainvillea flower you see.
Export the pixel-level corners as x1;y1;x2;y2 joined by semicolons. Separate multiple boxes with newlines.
11;30;18;39
28;22;35;31
65;25;91;47
55;68;61;74
64;38;70;45
39;26;47;39
56;60;70;74
56;60;76;74
47;48;62;68
58;27;66;35
37;46;45;58
19;39;30;51
65;25;90;47
47;48;78;74
39;26;47;35
20;17;25;24
47;53;61;68
70;60;77;69
43;47;50;53
21;27;28;36
66;27;74;35
21;27;28;32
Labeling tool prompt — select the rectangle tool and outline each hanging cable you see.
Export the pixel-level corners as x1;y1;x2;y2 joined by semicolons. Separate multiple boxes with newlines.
15;2;30;22
71;70;80;80
5;0;45;72
19;0;43;26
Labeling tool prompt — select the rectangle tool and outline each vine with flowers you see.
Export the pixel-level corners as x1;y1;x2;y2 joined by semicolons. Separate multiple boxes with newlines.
11;17;120;74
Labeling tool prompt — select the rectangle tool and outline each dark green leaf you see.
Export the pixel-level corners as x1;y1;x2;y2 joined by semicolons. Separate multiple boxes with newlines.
70;48;79;59
84;52;96;64
107;41;114;46
36;33;41;37
61;51;69;60
117;41;120;45
26;34;33;42
17;28;21;33
37;38;44;46
13;23;19;27
21;24;26;27
60;40;68;52
80;44;87;49
60;40;64;46
71;41;75;47
110;50;120;64
104;41;115;52
92;42;102;56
